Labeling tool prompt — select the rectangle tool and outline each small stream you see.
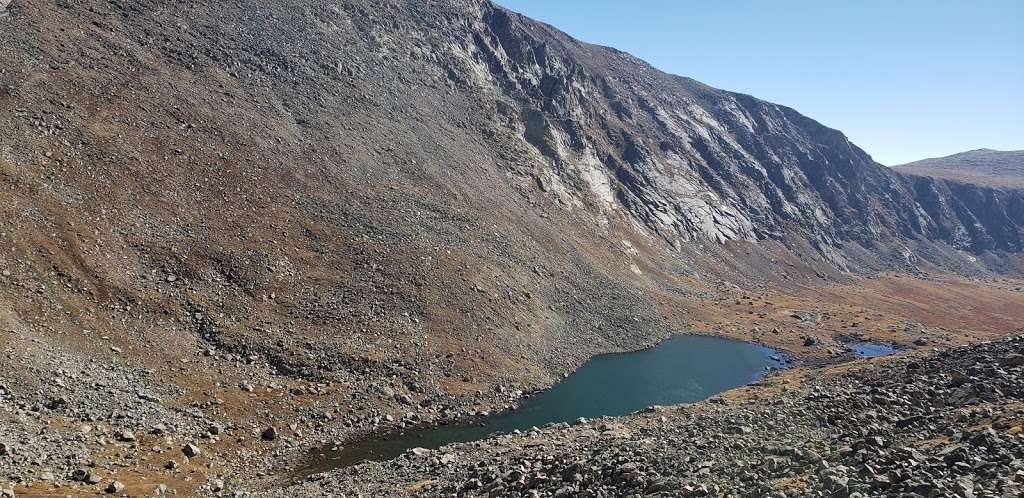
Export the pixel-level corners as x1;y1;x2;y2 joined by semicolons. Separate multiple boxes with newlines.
298;335;785;475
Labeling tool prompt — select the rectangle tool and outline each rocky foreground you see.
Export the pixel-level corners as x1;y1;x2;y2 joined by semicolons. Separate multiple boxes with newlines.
276;337;1024;497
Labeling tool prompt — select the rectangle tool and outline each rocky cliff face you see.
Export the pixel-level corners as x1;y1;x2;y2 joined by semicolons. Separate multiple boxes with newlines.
444;3;1024;258
904;175;1024;252
3;0;1019;284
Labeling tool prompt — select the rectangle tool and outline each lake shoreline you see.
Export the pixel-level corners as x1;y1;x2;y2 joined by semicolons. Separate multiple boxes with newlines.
295;334;788;477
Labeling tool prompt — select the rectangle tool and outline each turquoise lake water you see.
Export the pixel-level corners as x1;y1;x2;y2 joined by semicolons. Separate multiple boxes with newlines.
301;335;783;473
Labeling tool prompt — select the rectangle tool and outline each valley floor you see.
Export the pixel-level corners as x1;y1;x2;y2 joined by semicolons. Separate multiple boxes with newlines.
275;335;1024;497
1;274;1023;497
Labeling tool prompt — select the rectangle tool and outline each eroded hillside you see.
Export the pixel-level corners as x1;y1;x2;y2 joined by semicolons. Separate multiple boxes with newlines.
1;0;1023;496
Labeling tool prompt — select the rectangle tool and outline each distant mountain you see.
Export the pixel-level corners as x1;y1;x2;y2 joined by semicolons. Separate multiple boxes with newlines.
894;149;1024;188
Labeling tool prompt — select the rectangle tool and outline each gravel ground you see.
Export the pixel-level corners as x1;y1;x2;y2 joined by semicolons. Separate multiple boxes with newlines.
273;336;1024;497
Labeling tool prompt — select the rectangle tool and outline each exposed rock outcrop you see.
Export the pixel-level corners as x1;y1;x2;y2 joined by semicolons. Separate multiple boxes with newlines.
449;3;1024;258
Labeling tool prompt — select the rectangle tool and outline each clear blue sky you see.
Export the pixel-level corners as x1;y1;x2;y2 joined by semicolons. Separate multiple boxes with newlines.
495;1;1023;165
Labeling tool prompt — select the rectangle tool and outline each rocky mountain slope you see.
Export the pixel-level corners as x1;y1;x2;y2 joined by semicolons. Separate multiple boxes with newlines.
895;149;1024;189
1;0;1023;382
1;0;1024;496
